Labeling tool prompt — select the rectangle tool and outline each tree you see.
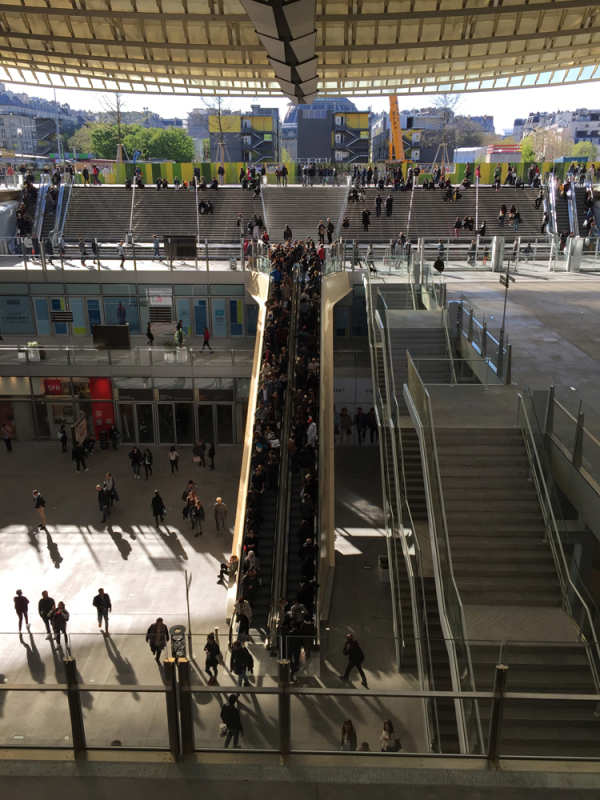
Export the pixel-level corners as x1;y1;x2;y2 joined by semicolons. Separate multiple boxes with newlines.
68;124;93;155
90;123;122;158
281;145;293;163
530;128;573;161
572;141;598;160
100;93;127;159
520;135;535;163
203;97;239;164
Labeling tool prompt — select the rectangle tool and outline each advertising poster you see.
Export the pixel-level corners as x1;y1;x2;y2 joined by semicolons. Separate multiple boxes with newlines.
71;414;87;444
0;296;35;335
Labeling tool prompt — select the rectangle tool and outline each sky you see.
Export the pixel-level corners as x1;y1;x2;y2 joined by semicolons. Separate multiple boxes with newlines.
2;80;599;134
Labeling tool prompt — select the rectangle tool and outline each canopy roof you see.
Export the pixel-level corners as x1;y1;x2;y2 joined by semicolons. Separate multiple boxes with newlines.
0;0;599;97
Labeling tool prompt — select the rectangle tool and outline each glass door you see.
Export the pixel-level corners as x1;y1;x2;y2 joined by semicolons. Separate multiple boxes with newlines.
175;403;195;444
216;404;234;444
136;404;155;444
197;404;215;442
118;404;135;443
157;404;175;443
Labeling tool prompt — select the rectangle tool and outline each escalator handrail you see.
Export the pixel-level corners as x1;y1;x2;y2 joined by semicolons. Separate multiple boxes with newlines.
267;265;301;647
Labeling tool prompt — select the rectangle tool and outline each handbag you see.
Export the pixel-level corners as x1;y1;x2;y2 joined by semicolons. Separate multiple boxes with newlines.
193;456;201;463
219;723;228;737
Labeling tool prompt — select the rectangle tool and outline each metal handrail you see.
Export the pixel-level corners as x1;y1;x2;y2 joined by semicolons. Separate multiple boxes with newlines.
404;353;484;755
59;180;74;241
51;181;66;244
405;174;417;237
335;175;352;240
129;180;136;235
268;266;301;648
441;306;458;385
569;182;580;236
517;392;600;691
365;268;436;749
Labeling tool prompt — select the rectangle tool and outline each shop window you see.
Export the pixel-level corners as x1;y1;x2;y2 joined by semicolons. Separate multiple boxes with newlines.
103;297;140;334
70;297;87;335
193;299;208;335
0;296;35;335
246;304;258;336
229;299;244;336
211;298;227;337
31;377;72;398
0;376;31;397
51;298;68;335
175;298;192;335
335;306;351;337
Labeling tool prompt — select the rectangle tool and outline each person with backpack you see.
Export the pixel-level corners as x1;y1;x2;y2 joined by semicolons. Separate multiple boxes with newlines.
339;633;368;687
204;633;221;684
220;694;243;748
230;639;254;691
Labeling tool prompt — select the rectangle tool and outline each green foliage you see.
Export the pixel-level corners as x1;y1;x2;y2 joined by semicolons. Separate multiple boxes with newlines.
68;124;94;154
88;122;195;161
572;141;598;160
520;135;535;163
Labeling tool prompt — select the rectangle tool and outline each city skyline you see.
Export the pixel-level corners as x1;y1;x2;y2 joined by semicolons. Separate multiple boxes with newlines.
2;80;599;136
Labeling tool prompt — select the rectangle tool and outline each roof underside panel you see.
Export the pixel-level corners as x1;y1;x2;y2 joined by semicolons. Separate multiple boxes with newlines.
0;0;598;95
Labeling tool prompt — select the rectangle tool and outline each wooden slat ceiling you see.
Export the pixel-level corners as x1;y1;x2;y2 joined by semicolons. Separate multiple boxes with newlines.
0;0;598;96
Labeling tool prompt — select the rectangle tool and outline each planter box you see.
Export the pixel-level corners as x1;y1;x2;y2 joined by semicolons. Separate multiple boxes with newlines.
378;555;390;583
164;351;176;363
176;349;188;363
28;348;40;362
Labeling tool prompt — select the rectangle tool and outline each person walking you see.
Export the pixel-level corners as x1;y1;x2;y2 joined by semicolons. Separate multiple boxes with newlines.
202;326;213;352
129;446;143;479
193;439;206;467
168;446;179;476
204;633;221;684
362;208;371;232
104;472;119;506
117;240;126;269
214;497;228;534
191;499;205;536
208;443;215;471
93;588;112;634
38;590;55;639
151;490;166;527
1;422;13;452
59;424;68;453
220;694;243;748
50;601;70;645
152;235;161;262
72;441;88;473
146;617;169;662
32;489;47;530
339;633;368;687
326;218;335;244
230;640;254;691
146;322;154;346
14;589;30;632
96;484;111;523
78;237;87;266
142;448;153;480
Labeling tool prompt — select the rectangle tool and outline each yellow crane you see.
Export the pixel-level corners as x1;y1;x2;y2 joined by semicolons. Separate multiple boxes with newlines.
388;96;405;162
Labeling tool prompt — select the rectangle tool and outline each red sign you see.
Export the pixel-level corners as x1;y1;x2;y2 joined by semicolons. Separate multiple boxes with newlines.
44;380;62;396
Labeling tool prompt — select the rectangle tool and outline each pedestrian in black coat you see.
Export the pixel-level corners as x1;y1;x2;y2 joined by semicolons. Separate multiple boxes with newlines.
72;442;88;473
151;490;165;527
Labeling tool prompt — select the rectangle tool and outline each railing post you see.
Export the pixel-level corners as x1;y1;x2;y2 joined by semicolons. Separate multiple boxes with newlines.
278;659;291;760
177;659;196;755
487;664;508;768
573;410;585;470
205;238;209;271
63;656;86;757
163;658;182;760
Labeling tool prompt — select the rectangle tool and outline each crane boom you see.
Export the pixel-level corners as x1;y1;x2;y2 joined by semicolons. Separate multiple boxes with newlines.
389;96;405;162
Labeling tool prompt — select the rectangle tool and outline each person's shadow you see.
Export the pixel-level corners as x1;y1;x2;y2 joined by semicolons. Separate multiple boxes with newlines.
160;526;189;561
0;674;6;717
19;632;46;684
107;526;132;560
104;636;139;700
28;527;41;554
45;531;63;568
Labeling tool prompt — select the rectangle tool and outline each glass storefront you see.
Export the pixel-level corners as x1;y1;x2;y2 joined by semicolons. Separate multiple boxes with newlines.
0;376;246;444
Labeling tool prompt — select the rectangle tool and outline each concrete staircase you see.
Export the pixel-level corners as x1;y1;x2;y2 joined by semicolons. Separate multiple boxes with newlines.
61;186;264;243
342;186;547;244
262;186;347;242
389;327;452;388
436;427;562;607
401;427;428;522
471;642;600;757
